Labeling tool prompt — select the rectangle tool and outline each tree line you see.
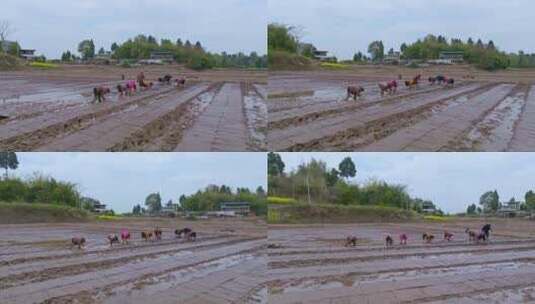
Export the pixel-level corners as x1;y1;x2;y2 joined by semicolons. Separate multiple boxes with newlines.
268;153;441;214
131;184;267;216
61;35;267;70
466;189;535;215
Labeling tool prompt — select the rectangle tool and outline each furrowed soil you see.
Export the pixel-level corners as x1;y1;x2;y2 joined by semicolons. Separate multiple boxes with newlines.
0;65;267;151
0;217;267;304
268;65;535;152
267;218;535;304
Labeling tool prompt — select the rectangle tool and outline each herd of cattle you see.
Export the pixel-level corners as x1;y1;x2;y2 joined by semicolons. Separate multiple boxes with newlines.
346;74;457;101
70;227;198;249
92;72;188;103
345;224;493;248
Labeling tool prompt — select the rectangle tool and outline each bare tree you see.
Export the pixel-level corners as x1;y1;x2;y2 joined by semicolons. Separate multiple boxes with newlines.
0;20;15;42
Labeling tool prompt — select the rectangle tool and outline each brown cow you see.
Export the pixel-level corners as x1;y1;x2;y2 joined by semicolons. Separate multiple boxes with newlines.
346;86;365;101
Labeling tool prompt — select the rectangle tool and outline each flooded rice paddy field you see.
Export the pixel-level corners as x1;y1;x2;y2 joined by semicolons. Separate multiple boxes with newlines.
0;218;267;304
0;66;267;152
268;67;535;152
267;219;535;304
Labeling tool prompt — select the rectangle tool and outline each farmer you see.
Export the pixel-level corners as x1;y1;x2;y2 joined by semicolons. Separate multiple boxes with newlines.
481;224;492;240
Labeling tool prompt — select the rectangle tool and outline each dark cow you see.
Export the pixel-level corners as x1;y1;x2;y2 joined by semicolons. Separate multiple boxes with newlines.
385;235;394;247
107;234;120;247
93;87;111;103
422;233;435;243
346;86;365;101
345;236;358;247
71;237;86;249
444;231;454;242
175;77;186;87
175;228;192;238
158;74;173;84
141;231;153;241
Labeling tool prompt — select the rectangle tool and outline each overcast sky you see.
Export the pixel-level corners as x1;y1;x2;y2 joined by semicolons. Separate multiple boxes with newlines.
279;153;535;213
2;0;266;59
270;0;535;60
14;153;267;213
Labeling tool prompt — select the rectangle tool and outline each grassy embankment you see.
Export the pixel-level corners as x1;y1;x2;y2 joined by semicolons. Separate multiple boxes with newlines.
0;202;92;224
268;196;419;224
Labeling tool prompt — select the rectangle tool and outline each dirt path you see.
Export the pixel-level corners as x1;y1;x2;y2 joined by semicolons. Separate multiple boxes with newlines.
175;83;250;151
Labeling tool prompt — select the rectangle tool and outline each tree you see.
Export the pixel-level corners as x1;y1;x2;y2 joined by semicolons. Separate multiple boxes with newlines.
467;38;474;45
98;47;105;55
111;43;119;52
184;40;192;49
132;204;142;215
353;51;363;62
0;20;14;42
466;203;477;215
61;50;73;62
0;152;18;179
325;168;340;187
7;41;20;56
194;41;203;51
268;152;285;176
476;39;484;48
368;41;384;62
479;190;500;213
338;157;356;180
525;190;535;211
256;186;266;196
487;40;496;51
176;39;183;47
400;43;408;54
77;39;95;60
145;192;162;213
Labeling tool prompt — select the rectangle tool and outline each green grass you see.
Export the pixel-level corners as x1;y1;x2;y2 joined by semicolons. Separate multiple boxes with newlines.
29;62;58;69
0;202;91;224
96;214;123;221
320;62;350;70
267;196;298;205
423;215;451;222
268;203;419;224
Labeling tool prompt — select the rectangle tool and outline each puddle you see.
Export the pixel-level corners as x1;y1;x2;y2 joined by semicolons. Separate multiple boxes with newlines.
271;261;535;295
248;286;268;304
99;253;255;301
461;93;525;151
244;92;267;149
453;286;535;304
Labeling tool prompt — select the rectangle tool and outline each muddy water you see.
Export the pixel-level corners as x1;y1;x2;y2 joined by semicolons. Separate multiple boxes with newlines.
460;93;526;151
99;253;256;302
438;286;535;304
244;88;268;150
269;262;535;294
